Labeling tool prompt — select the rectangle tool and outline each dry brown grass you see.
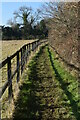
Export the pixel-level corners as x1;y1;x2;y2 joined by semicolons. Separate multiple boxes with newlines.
0;39;36;88
0;39;37;119
1;40;36;61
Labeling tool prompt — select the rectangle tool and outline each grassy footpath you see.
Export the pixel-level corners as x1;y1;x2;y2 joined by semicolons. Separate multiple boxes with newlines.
12;45;79;120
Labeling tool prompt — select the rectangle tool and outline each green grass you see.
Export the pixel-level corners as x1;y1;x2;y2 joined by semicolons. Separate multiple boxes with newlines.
13;45;47;120
10;45;80;120
47;47;80;120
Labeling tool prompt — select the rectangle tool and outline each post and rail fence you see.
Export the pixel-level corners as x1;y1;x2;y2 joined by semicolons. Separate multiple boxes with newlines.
0;39;47;99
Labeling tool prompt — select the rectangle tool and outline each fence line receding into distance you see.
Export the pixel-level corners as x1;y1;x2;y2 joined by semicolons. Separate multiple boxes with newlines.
0;39;47;99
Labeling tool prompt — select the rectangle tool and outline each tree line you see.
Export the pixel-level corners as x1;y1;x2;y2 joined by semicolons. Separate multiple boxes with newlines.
1;6;48;40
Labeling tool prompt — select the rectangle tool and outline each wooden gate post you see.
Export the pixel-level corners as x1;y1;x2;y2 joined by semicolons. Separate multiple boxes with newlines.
7;56;12;98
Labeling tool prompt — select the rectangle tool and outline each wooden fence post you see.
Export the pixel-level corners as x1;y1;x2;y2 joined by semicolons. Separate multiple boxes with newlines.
36;41;38;47
37;40;40;47
25;45;27;63
33;42;35;50
24;45;26;63
36;41;37;48
29;43;30;54
23;46;24;68
7;56;12;98
17;51;20;82
32;43;33;51
21;48;23;74
23;45;26;67
27;44;29;56
39;40;40;45
25;45;28;63
23;47;24;68
34;41;36;51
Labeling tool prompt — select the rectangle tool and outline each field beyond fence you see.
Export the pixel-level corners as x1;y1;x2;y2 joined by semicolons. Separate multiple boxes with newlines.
0;39;47;119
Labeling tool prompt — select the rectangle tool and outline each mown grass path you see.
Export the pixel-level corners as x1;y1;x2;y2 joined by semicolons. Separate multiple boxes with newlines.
13;45;79;120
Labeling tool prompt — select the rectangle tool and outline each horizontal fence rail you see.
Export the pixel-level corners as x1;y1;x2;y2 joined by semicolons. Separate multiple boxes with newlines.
0;39;47;98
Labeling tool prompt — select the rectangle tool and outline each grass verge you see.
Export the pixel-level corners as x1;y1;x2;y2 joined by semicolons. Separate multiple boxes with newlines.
47;47;80;120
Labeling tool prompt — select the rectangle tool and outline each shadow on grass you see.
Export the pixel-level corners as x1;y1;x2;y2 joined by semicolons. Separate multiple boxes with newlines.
48;47;80;120
12;45;47;120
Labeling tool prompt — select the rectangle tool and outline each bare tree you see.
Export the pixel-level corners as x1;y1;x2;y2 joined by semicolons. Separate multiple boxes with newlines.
13;6;33;25
39;1;78;67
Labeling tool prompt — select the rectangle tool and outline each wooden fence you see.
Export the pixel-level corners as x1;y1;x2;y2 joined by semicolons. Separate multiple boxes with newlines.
0;39;47;99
